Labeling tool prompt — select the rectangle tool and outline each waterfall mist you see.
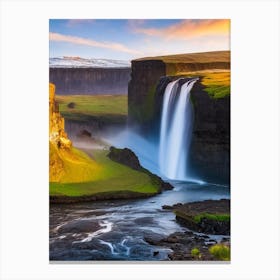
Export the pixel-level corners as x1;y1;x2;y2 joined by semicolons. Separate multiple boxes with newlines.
103;129;159;175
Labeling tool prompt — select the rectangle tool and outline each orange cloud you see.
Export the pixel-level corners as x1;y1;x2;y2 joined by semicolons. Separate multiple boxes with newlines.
49;32;141;55
133;19;230;39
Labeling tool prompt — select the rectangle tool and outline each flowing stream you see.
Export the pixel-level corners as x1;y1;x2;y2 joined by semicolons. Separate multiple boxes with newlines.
50;180;229;261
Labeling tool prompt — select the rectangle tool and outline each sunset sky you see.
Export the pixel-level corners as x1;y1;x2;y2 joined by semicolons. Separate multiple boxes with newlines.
49;19;230;60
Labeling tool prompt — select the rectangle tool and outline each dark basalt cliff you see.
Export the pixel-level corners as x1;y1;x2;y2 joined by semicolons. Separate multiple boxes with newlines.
50;67;131;94
189;82;230;184
128;60;166;126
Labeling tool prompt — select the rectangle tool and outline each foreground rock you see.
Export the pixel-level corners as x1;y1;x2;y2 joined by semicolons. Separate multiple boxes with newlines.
108;146;173;191
145;199;230;260
164;199;230;235
144;230;230;261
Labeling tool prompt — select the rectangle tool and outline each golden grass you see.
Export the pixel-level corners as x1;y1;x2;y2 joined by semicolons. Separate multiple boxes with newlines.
178;70;230;98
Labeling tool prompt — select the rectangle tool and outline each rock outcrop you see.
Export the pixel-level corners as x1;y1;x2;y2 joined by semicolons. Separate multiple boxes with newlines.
128;60;166;126
189;82;230;184
50;67;130;94
167;199;230;235
108;146;173;191
49;83;71;149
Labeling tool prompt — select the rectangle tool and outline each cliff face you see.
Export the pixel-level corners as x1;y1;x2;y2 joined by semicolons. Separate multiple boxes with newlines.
49;83;72;182
127;51;230;184
128;60;166;127
49;83;71;148
49;67;131;94
189;82;230;184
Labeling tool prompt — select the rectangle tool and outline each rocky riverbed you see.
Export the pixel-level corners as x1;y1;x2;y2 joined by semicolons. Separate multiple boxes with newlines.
145;199;230;260
50;184;230;261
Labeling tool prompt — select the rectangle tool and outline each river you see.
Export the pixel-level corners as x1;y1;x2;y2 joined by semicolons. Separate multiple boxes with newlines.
50;180;229;261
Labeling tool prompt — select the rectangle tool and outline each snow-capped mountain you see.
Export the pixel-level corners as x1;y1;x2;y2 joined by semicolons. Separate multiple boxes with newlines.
49;57;131;68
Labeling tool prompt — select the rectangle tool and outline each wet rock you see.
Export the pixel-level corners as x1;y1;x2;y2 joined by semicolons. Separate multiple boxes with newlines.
222;237;230;242
134;217;154;226
161;182;173;190
162;205;173;210
165;236;179;243
57;220;101;234
144;232;165;245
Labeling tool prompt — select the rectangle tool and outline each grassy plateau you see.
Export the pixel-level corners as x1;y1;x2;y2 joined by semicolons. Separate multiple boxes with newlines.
135;50;230;64
55;94;127;123
200;71;230;98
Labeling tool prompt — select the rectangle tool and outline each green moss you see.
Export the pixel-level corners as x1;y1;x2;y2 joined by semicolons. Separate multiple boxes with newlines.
203;85;230;99
191;248;201;259
209;244;230;261
144;84;157;120
193;213;230;223
129;84;157;124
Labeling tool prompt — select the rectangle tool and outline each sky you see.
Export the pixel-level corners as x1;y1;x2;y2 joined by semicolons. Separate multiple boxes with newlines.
49;19;230;61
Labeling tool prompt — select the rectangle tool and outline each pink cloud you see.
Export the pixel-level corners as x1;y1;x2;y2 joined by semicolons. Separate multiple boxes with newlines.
49;32;141;55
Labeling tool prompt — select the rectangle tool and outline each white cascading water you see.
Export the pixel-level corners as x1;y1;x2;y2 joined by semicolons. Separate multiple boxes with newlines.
159;78;198;180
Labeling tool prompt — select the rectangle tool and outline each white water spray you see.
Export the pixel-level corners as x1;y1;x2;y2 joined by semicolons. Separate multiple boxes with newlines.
159;78;198;180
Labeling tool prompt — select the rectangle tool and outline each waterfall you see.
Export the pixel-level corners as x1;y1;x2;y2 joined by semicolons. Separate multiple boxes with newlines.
159;78;198;180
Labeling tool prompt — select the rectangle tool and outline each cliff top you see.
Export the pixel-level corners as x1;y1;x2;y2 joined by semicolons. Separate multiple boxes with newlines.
134;50;230;64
